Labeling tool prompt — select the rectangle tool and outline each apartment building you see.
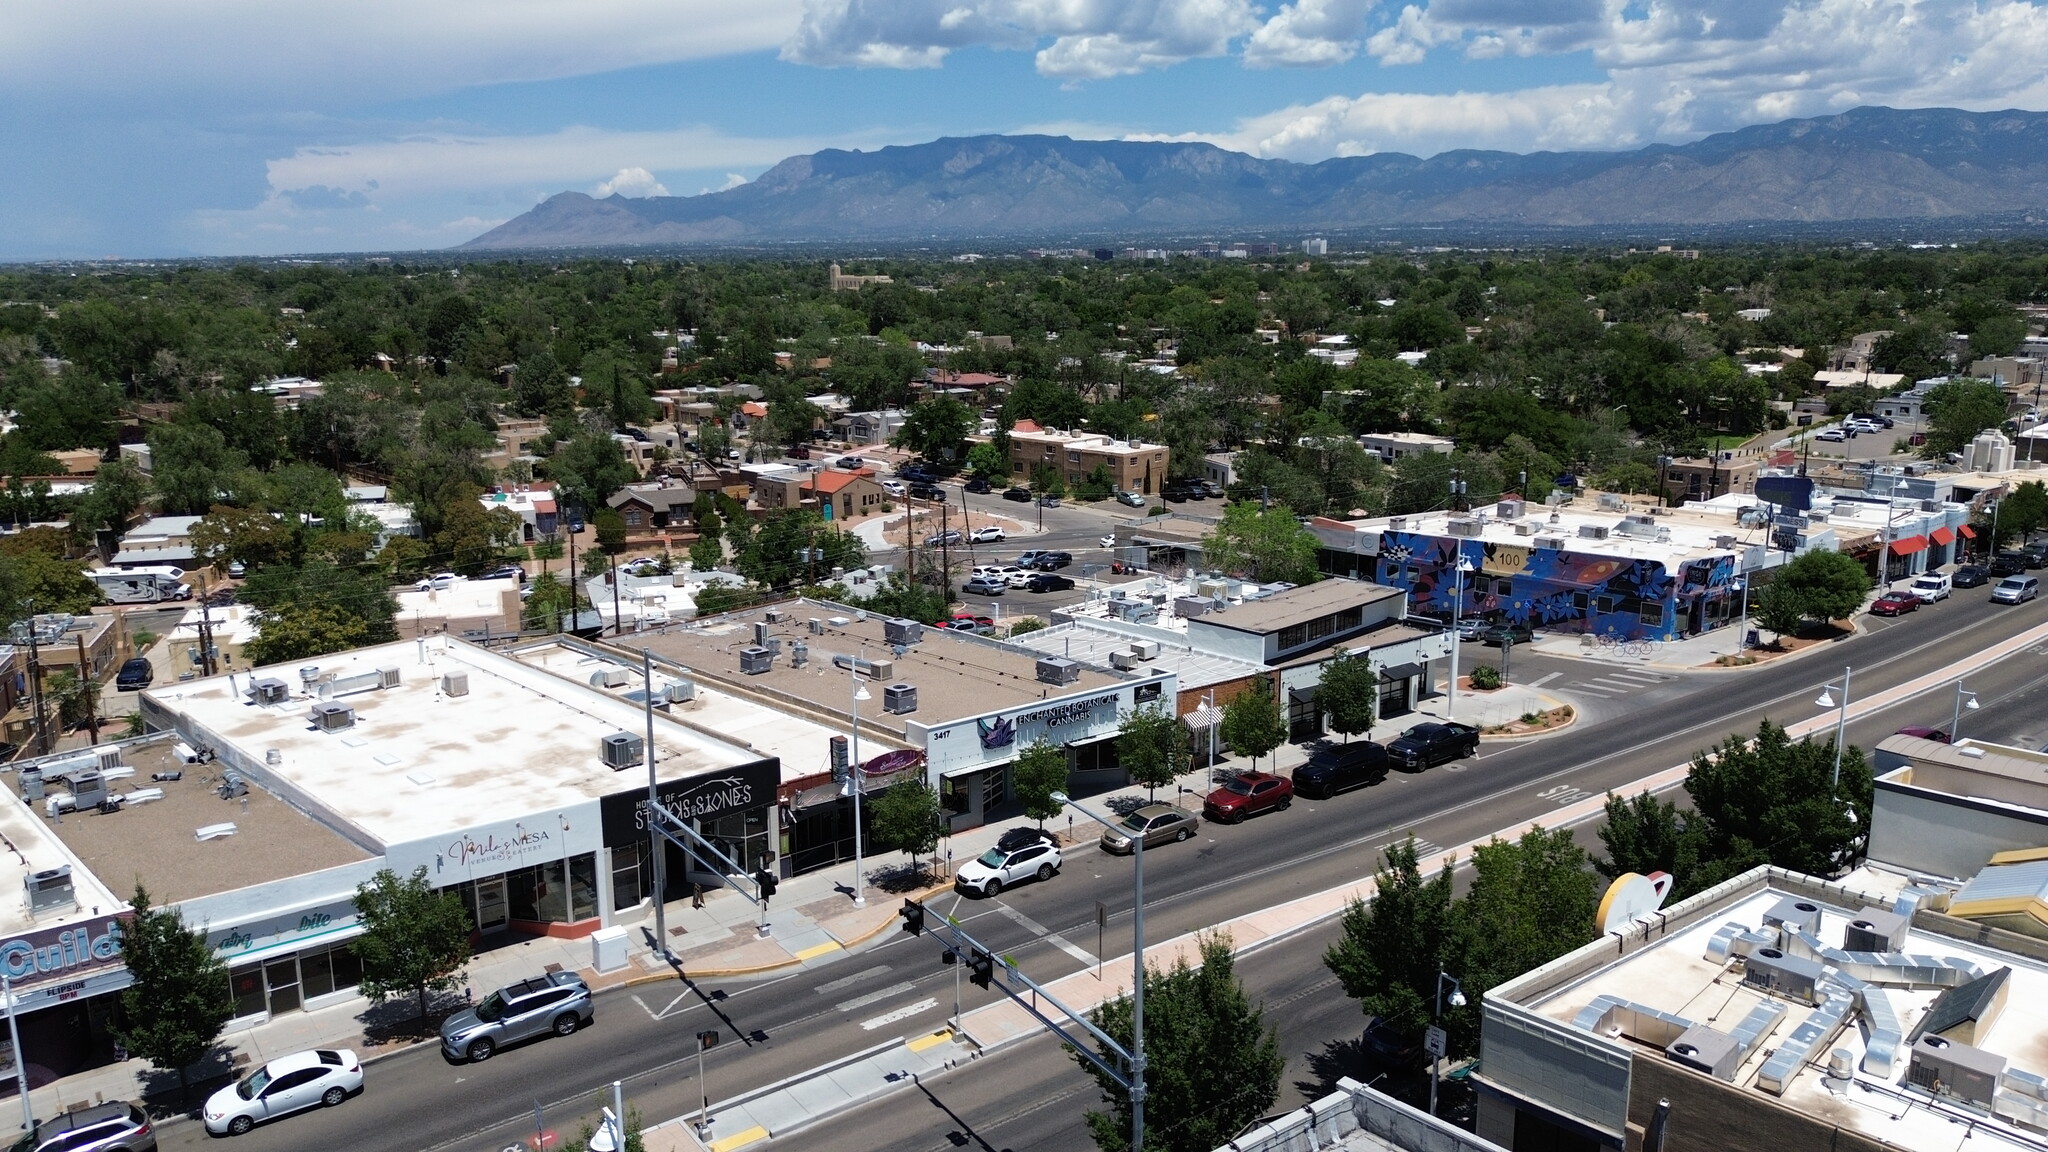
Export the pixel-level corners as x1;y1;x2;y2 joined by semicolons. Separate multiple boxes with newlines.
1005;424;1170;495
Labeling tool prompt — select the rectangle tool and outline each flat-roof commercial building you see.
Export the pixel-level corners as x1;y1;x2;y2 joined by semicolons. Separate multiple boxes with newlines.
1005;426;1170;496
629;601;1176;835
1475;866;2048;1152
1870;733;2048;882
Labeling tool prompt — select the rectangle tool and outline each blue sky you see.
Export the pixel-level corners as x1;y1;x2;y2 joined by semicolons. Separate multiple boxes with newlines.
7;0;2048;259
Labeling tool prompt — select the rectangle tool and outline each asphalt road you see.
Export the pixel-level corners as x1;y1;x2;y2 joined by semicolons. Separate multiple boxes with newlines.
154;588;2048;1152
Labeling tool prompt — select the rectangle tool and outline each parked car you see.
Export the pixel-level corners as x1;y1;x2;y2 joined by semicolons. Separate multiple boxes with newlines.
1098;804;1200;854
955;834;1063;897
1992;575;2040;604
1026;573;1075;593
2025;544;2048;570
908;483;944;500
1815;428;1849;442
898;466;935;483
970;526;1006;543
1855;413;1896;429
415;572;460;591
1116;491;1146;507
482;564;527;584
1477;622;1534;646
1003;487;1033;502
1869;590;1920;617
946;614;996;635
963;575;1008;596
836;455;866;469
972;564;1025;585
439;972;593;1063
204;1049;363;1135
1386;722;1480;770
881;480;907;496
925;529;964;546
964;476;992;493
1292;742;1389;799
1845;419;1884;435
1990;551;2030;577
1907;573;1952;602
788;444;811;459
12;1102;155;1152
1952;564;1990;588
1032;552;1072;570
225;559;246;579
1895;725;1952;743
1361;1017;1424;1069
1203;772;1295;823
1037;495;1061;508
1452;617;1487;641
1163;486;1189;503
1015;550;1047;567
115;657;154;691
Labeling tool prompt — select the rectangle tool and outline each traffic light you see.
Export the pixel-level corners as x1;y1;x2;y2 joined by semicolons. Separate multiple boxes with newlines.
754;869;778;901
697;1029;720;1051
968;947;995;990
900;898;926;936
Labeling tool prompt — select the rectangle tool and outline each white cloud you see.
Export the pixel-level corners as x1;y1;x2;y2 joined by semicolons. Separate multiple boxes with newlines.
783;0;1258;78
0;1;802;104
594;167;670;198
1244;0;1378;68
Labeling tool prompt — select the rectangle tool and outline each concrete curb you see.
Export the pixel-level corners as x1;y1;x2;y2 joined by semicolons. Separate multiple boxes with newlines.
619;879;956;982
1477;691;1579;742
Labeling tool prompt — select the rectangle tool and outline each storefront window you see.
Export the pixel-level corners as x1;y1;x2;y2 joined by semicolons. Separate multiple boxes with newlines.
498;856;600;925
230;965;265;1019
940;774;970;817
611;841;645;909
569;853;599;922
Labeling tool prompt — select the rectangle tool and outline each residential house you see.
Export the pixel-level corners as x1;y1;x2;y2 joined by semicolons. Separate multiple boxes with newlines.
606;480;697;533
1357;432;1455;463
478;483;559;543
805;469;885;521
831;410;905;446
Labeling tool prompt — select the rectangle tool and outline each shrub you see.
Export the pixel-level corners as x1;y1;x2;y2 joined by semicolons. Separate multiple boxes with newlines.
1470;665;1503;690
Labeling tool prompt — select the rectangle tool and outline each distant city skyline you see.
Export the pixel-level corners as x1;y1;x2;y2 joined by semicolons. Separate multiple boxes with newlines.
9;0;2048;258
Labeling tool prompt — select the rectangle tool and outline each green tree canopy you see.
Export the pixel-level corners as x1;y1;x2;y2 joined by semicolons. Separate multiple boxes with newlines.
1596;790;1712;901
1012;740;1069;827
1220;679;1287;772
1077;934;1282;1152
1316;648;1378;741
891;396;976;462
1200;502;1319;584
870;779;946;872
1776;548;1870;623
1686;719;1872;877
350;866;474;1022
1921;379;2010;458
1747;579;1809;641
1453;827;1598;1051
1116;703;1191;800
1324;839;1456;1039
115;883;235;1102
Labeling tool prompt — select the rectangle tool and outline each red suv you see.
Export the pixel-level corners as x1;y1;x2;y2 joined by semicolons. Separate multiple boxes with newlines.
1203;772;1294;823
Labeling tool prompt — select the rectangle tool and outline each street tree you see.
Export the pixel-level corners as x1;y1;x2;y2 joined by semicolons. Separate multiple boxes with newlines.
1316;648;1378;741
1775;548;1869;624
70;456;148;539
115;883;235;1103
1201;501;1320;584
1220;679;1287;773
593;508;628;555
244;602;376;665
1116;704;1190;799
1597;790;1712;901
1921;379;2010;458
1325;838;1457;1039
350;866;474;1024
521;571;577;630
1077;933;1282;1152
546;429;635;515
965;441;1009;481
1999;479;2048;544
891;396;976;462
870;779;946;875
1012;740;1069;828
1453;828;1598;1050
1686;719;1872;878
1747;580;1809;643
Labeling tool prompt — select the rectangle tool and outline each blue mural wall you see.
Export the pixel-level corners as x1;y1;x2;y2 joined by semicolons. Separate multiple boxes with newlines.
1370;531;1738;641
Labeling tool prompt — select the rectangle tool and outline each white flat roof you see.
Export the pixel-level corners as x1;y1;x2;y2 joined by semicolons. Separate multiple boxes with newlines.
1339;505;1738;566
392;577;520;621
0;757;126;936
142;637;778;849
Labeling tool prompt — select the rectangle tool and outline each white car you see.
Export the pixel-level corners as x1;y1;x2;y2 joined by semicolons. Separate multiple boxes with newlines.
1846;419;1884;434
970;526;1006;543
415;572;460;591
1101;534;1117;549
954;832;1062;897
1907;573;1952;602
881;480;907;496
972;565;1024;585
1814;428;1849;442
204;1048;363;1135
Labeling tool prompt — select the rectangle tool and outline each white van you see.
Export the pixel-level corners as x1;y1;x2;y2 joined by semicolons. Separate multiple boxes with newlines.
1907;572;1952;603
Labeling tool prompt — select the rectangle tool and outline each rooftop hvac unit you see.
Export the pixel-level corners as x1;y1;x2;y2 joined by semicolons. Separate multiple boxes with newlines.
760;635;781;655
1597;493;1626;510
18;768;42;801
589;668;630;689
809;618;824;635
666;679;695;703
1037;657;1081;685
299;665;321;686
1578;524;1611;540
62;769;108;809
1131;640;1161;661
441;671;470;697
739;646;774;674
1513;521;1537;537
1197;579;1231;599
883;682;918;714
1844;907;1910;953
1763;896;1824;937
1446;518;1482;537
790;640;809;667
1174;597;1211;618
1715;535;1739;550
25;866;76;916
600;732;644;770
376;665;401;689
1387;516;1407;531
1907;1034;2005;1109
309;702;355;732
1497;499;1525;519
1665;1025;1744;1080
866;658;893;682
1109;599;1158;624
1109;651;1140;671
883;618;923;646
1535;536;1567;550
251;677;291;705
1742;947;1824;1006
764;609;785;623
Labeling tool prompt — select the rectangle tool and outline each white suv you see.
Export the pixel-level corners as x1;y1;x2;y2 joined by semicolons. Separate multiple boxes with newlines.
1907;573;1952;602
955;830;1062;897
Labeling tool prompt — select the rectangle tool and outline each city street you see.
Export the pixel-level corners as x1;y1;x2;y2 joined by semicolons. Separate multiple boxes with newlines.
149;588;2048;1152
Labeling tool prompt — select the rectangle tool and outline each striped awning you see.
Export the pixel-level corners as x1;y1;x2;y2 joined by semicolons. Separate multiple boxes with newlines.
1184;705;1224;729
1890;536;1928;555
1930;526;1955;546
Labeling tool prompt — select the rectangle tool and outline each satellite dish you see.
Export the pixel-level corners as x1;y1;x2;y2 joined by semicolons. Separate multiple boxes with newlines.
1595;871;1673;935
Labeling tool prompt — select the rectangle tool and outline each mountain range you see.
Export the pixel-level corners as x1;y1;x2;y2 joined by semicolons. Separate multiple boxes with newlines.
461;106;2048;250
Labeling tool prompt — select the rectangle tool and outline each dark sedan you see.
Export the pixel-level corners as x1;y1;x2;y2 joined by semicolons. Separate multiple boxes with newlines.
1031;552;1072;570
1477;622;1534;646
1025;573;1074;593
964;477;992;493
1386;722;1480;770
1291;742;1389;798
1002;487;1033;502
1869;591;1919;617
1952;565;1989;588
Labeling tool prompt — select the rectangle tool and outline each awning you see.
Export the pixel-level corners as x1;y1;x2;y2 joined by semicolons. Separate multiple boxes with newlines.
1183;705;1223;729
1930;526;1955;546
1960;524;1978;539
1379;662;1423;681
1890;536;1927;555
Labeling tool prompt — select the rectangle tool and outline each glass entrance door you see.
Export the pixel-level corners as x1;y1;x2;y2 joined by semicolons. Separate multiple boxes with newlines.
264;957;301;1015
474;876;509;933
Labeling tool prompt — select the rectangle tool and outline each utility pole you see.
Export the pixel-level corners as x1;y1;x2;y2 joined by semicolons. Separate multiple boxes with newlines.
24;600;48;757
76;636;97;745
196;573;217;676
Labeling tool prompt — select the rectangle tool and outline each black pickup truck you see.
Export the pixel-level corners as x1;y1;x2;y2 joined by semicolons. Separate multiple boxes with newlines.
1386;722;1481;770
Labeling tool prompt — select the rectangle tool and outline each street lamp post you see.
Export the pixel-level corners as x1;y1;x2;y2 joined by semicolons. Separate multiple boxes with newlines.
1951;681;1980;742
1446;555;1474;722
847;670;874;908
1055;792;1145;1152
1728;578;1749;658
1430;972;1466;1118
1814;667;1853;786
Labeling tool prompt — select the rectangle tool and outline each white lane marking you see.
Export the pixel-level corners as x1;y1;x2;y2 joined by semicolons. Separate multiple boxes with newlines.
995;902;1100;967
861;998;939;1031
1571;683;1625;696
1604;670;1670;684
1528;672;1562;688
815;966;892;996
1586;677;1641;689
836;981;918;1013
632;995;657;1021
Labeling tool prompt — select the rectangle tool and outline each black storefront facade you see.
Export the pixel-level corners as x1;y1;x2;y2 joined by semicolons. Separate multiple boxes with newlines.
600;757;782;908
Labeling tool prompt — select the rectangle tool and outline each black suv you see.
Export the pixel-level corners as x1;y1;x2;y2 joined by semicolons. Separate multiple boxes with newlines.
1291;742;1389;798
11;1102;155;1152
1386;722;1480;770
1990;551;2030;577
1003;487;1033;502
964;477;992;493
